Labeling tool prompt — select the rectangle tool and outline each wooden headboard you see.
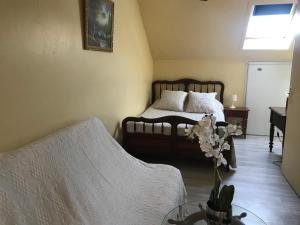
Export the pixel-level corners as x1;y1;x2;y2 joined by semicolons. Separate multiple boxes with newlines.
152;79;224;104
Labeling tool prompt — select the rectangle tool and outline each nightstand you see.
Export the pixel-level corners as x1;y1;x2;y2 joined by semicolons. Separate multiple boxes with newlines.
224;107;249;138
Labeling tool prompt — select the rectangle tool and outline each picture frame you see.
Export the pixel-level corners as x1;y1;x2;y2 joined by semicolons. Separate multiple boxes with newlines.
84;0;114;52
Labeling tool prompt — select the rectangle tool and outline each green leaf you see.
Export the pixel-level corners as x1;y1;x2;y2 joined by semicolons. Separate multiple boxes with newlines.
219;185;235;211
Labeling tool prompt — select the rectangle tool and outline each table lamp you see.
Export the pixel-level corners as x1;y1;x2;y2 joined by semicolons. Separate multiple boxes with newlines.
230;94;237;109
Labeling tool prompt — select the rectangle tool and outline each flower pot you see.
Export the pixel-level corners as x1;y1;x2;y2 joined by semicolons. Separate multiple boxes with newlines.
206;203;232;225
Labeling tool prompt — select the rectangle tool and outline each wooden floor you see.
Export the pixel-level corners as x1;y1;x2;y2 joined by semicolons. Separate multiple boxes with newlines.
143;135;300;225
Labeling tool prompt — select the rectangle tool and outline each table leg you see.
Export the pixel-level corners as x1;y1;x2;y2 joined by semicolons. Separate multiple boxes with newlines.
282;133;285;152
269;123;274;152
242;117;247;139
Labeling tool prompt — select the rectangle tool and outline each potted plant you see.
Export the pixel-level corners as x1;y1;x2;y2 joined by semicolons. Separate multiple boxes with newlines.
186;115;242;225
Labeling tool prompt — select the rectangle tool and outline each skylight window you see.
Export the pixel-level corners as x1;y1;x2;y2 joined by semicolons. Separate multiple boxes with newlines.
243;3;296;50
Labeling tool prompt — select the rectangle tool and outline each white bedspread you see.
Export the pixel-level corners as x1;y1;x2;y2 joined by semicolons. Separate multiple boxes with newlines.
0;118;186;225
127;103;225;136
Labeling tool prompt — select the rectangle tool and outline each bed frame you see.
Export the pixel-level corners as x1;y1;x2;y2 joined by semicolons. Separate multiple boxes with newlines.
122;79;233;170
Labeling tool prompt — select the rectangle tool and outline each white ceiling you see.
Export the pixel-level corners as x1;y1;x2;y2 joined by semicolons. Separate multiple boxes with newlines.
138;0;294;60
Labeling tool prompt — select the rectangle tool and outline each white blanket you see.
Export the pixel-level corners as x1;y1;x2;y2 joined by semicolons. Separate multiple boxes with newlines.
0;118;186;225
127;103;225;136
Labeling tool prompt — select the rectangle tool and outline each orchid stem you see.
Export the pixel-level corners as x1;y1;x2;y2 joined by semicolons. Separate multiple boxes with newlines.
213;158;218;207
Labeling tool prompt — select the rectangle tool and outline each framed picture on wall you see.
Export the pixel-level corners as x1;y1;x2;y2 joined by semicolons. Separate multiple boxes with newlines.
85;0;114;52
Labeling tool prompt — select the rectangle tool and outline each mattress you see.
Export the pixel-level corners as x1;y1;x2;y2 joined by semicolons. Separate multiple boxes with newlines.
127;103;225;136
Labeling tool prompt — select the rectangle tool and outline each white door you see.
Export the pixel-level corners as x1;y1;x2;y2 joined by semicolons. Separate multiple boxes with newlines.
246;62;292;135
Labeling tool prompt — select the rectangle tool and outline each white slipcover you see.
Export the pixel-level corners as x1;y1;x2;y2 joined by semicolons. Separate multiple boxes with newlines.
0;117;186;225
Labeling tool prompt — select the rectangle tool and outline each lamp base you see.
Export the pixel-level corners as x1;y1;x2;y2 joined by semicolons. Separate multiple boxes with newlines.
229;105;236;109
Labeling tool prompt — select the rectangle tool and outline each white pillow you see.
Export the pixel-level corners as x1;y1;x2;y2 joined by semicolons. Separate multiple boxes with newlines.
214;99;224;111
185;91;219;113
155;90;188;112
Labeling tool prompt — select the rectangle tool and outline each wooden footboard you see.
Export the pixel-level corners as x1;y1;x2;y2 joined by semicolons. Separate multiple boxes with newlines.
122;116;232;171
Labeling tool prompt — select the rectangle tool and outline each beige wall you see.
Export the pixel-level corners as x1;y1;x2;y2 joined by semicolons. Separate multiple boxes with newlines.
0;0;153;153
154;58;296;107
154;60;246;107
282;4;300;196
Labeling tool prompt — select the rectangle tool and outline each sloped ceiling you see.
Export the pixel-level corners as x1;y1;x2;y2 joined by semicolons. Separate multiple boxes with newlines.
138;0;294;60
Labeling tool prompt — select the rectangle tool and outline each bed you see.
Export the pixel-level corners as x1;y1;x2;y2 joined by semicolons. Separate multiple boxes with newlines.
122;79;236;170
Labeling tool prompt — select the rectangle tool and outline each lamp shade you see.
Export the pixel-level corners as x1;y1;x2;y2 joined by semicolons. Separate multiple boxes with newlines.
232;94;238;102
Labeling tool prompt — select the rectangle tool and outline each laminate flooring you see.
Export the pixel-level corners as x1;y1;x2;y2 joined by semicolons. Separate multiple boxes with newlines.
142;135;300;225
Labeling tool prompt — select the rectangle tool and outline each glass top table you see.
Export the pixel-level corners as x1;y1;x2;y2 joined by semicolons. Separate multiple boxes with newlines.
162;202;267;225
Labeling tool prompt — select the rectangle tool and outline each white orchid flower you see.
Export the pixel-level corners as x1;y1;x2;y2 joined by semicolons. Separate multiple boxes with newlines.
205;151;214;158
198;117;211;127
185;114;241;165
234;127;243;136
227;124;237;134
211;116;217;129
192;124;212;138
222;142;231;151
213;134;219;142
198;135;210;145
212;148;220;158
226;124;244;137
217;153;227;167
200;141;214;153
